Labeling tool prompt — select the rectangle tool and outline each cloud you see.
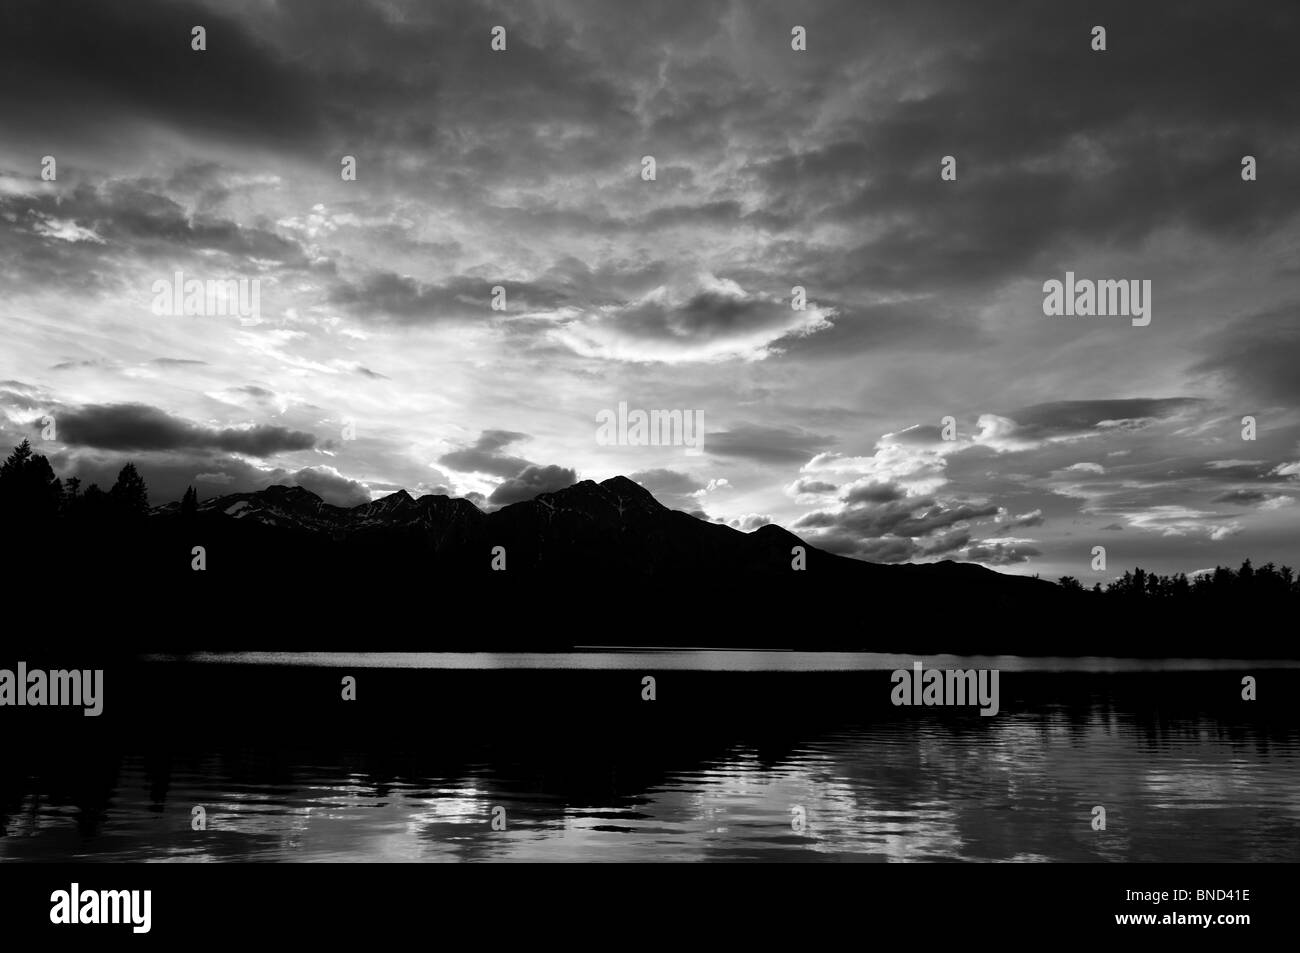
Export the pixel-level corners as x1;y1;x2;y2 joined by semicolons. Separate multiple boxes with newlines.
984;399;1202;449
0;0;328;151
1192;306;1300;403
329;273;545;324
732;513;772;532
842;482;907;505
796;495;1001;540
438;430;532;478
1212;489;1269;505
631;467;707;510
195;471;234;486
56;449;283;504
53;403;316;455
1212;489;1295;510
792;476;1003;562
1;181;316;285
488;464;577;506
1120;506;1243;540
962;539;1043;566
708;423;831;464
1003;508;1045;528
547;273;835;363
284;465;370;507
789;478;837;495
30;214;104;243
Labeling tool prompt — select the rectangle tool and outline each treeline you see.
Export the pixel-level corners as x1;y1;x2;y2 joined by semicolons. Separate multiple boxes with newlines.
1;439;152;521
1058;560;1300;601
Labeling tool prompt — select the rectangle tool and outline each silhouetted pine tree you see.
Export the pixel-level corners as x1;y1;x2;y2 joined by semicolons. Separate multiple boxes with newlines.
81;483;107;516
0;438;63;520
0;439;33;481
181;485;198;518
110;463;150;517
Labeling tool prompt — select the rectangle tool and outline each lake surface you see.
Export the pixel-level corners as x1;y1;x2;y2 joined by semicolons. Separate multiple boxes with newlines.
145;650;1300;671
1;653;1298;862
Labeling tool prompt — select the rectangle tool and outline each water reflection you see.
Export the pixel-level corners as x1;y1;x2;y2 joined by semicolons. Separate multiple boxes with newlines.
3;698;1298;861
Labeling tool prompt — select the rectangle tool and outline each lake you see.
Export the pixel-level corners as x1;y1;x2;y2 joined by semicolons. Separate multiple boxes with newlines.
1;652;1297;862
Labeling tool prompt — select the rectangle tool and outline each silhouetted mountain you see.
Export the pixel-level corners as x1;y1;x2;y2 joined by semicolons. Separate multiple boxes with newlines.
4;446;1295;654
145;475;1056;592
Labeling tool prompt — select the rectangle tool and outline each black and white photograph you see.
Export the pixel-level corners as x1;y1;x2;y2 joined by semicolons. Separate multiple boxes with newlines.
0;0;1296;935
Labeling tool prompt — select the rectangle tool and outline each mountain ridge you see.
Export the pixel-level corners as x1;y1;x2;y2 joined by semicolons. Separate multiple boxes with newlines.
150;475;1056;591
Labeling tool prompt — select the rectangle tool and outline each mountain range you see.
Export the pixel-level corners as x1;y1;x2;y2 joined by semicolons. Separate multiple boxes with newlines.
151;474;1057;589
12;473;1283;655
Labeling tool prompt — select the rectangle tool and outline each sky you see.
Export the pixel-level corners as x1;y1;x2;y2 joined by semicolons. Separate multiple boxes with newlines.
2;0;1299;581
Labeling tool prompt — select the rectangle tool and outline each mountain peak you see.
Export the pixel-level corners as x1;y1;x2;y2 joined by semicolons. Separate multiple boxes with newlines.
368;488;413;508
263;484;320;500
598;475;660;503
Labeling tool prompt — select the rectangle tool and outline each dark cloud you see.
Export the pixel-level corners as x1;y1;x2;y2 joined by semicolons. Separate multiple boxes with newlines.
96;181;312;263
609;289;810;342
826;535;919;563
55;450;276;504
842;482;907;505
1191;306;1300;403
0;0;326;150
707;424;830;464
438;430;532;478
793;477;1005;562
284;466;370;507
738;0;1300;298
488;464;577;506
796;496;1001;540
998;398;1202;442
924;530;971;557
0;181;317;289
631;468;706;496
1211;489;1269;505
550;274;834;361
790;479;837;495
630;467;711;511
53;403;316;455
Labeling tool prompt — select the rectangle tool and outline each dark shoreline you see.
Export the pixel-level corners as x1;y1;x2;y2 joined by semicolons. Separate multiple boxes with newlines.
3;659;1293;737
